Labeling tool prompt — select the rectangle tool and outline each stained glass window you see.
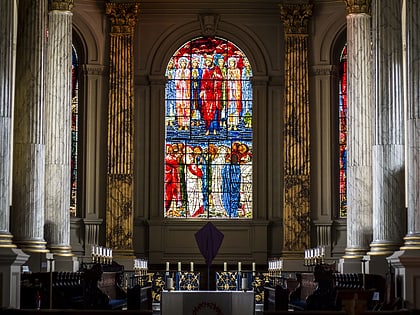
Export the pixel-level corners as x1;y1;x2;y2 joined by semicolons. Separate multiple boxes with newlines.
164;37;253;219
70;45;79;217
338;45;347;218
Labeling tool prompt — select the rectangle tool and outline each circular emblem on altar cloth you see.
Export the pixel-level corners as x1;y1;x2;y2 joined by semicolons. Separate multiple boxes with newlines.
192;302;224;315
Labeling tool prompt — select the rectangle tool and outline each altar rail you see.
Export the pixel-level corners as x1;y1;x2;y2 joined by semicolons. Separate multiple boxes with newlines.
1;308;418;315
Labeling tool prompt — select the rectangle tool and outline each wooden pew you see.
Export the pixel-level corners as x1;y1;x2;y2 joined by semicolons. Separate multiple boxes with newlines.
127;285;152;310
83;263;127;309
20;263;129;310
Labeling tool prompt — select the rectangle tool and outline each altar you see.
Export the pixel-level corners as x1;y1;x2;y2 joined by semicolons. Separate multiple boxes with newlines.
161;290;255;315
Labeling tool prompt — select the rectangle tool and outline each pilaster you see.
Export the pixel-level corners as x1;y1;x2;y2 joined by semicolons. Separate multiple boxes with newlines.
279;2;312;256
105;1;140;258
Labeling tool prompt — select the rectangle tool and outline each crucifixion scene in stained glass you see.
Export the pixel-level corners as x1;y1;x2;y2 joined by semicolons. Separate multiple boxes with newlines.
164;37;253;219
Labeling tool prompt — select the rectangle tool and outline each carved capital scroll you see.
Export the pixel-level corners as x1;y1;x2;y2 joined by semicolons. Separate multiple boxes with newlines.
343;0;371;15
49;0;74;11
105;2;140;34
279;3;313;35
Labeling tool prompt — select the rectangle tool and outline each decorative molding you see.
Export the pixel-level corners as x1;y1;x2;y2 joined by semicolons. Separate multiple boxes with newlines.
279;4;313;34
82;64;107;76
105;2;140;34
199;14;220;37
343;0;371;15
49;0;74;11
310;65;337;76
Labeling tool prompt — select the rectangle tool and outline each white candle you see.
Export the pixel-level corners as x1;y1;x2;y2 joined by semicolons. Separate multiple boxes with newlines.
166;261;170;271
190;261;194;272
178;261;181;271
238;262;241;272
241;278;247;291
252;262;256;272
223;262;227;272
166;277;173;290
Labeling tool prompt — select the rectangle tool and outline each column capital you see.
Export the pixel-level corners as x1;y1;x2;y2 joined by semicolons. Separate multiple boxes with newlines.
343;0;371;15
105;2;140;34
279;3;313;35
49;0;74;12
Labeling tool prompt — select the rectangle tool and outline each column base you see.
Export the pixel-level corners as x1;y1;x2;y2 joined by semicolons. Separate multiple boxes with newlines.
400;235;420;250
338;257;364;273
54;255;79;272
342;247;369;259
15;239;48;253
362;254;389;277
24;252;51;272
387;249;420;309
48;245;73;256
0;233;17;248
0;247;29;308
368;241;401;256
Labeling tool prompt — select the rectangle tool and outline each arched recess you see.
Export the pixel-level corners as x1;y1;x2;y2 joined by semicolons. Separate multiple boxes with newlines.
309;12;347;257
145;21;270;77
135;17;278;263
329;26;347;257
70;12;109;254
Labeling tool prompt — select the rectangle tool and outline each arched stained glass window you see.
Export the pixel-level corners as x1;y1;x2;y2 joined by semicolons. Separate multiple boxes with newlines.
70;45;79;217
338;44;347;218
164;37;253;219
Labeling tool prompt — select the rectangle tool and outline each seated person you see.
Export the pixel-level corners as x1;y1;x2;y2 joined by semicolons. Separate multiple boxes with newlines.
305;264;338;311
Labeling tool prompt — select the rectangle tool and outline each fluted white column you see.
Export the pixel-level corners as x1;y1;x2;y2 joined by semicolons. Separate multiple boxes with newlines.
343;1;373;259
0;1;18;248
402;0;420;250
44;0;74;257
12;0;48;253
369;0;405;256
